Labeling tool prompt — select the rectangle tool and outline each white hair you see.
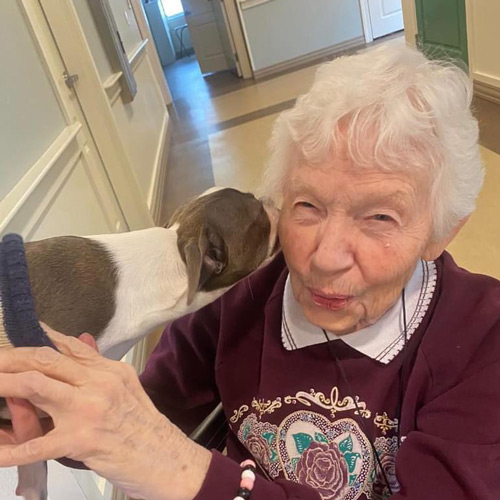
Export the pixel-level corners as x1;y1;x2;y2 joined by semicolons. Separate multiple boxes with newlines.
260;44;484;241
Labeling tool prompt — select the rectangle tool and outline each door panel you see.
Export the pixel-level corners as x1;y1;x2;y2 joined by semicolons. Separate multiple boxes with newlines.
0;0;67;199
415;0;469;66
182;0;234;74
2;126;126;239
367;0;404;39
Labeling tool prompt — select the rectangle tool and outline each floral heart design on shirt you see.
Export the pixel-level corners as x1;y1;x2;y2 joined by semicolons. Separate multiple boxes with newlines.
277;411;373;500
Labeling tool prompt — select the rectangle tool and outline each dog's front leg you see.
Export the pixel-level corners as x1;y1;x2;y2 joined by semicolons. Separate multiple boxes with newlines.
6;398;49;500
17;462;48;500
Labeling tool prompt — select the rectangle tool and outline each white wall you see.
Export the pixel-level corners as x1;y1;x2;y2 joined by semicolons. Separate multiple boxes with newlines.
111;53;167;205
465;0;500;90
239;0;364;72
102;1;168;207
0;1;66;200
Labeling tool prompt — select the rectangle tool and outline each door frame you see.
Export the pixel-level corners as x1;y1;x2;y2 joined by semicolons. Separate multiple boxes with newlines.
181;0;234;74
215;0;242;76
359;0;374;43
401;0;418;47
222;0;253;78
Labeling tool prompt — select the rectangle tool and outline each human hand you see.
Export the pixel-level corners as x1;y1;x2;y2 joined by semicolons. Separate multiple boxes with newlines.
0;325;211;500
0;332;97;447
0;333;97;500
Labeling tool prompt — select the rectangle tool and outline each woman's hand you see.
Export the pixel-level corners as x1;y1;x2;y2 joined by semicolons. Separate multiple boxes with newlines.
0;333;96;448
0;325;211;500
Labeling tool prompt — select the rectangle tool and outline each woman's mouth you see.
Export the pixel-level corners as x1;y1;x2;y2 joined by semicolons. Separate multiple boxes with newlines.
310;290;352;311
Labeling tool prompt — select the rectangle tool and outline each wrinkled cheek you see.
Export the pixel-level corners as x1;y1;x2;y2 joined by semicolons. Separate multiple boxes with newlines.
360;279;409;324
280;229;311;273
360;242;417;287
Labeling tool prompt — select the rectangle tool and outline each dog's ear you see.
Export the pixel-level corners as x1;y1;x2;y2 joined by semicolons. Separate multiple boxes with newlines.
185;226;227;305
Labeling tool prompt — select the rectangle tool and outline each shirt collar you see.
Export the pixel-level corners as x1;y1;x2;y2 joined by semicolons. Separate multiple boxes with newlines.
281;260;437;364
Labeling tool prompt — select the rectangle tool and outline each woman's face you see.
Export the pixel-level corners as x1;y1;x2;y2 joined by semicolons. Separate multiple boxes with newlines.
279;152;435;335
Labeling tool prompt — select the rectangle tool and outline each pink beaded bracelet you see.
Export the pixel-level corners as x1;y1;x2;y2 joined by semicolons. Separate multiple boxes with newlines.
233;459;256;500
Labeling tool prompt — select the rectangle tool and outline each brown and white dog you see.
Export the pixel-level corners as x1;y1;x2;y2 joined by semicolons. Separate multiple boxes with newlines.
0;187;280;500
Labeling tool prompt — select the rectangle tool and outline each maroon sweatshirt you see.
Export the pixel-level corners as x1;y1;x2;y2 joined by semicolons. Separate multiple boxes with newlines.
140;252;500;500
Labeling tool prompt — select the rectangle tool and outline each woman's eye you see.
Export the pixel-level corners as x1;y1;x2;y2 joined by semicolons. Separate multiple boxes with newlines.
372;214;394;222
296;201;316;209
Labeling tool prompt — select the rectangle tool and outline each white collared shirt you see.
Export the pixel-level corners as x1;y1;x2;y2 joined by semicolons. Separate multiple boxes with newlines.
281;260;437;364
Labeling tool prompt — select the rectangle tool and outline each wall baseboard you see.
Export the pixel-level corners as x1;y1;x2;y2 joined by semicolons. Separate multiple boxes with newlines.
253;36;365;80
148;112;172;226
474;80;500;105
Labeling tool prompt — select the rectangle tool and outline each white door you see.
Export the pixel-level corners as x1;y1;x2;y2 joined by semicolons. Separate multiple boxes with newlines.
181;0;236;74
367;0;404;39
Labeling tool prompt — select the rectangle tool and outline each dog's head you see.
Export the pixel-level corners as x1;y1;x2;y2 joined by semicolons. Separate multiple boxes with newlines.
168;188;280;304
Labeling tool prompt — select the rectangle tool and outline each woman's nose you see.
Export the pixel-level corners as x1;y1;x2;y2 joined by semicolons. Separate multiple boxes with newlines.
311;219;354;275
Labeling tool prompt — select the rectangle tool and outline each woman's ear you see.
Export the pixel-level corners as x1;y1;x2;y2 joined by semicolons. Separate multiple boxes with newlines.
422;217;469;261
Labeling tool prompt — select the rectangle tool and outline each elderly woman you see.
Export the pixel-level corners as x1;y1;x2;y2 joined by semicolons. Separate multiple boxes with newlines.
1;44;499;500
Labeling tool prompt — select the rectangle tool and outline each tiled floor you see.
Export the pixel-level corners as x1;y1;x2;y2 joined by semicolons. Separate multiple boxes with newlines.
208;112;280;193
161;37;500;279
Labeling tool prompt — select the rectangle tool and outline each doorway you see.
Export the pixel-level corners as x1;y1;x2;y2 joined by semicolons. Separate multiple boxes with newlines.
143;0;249;77
143;0;254;128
